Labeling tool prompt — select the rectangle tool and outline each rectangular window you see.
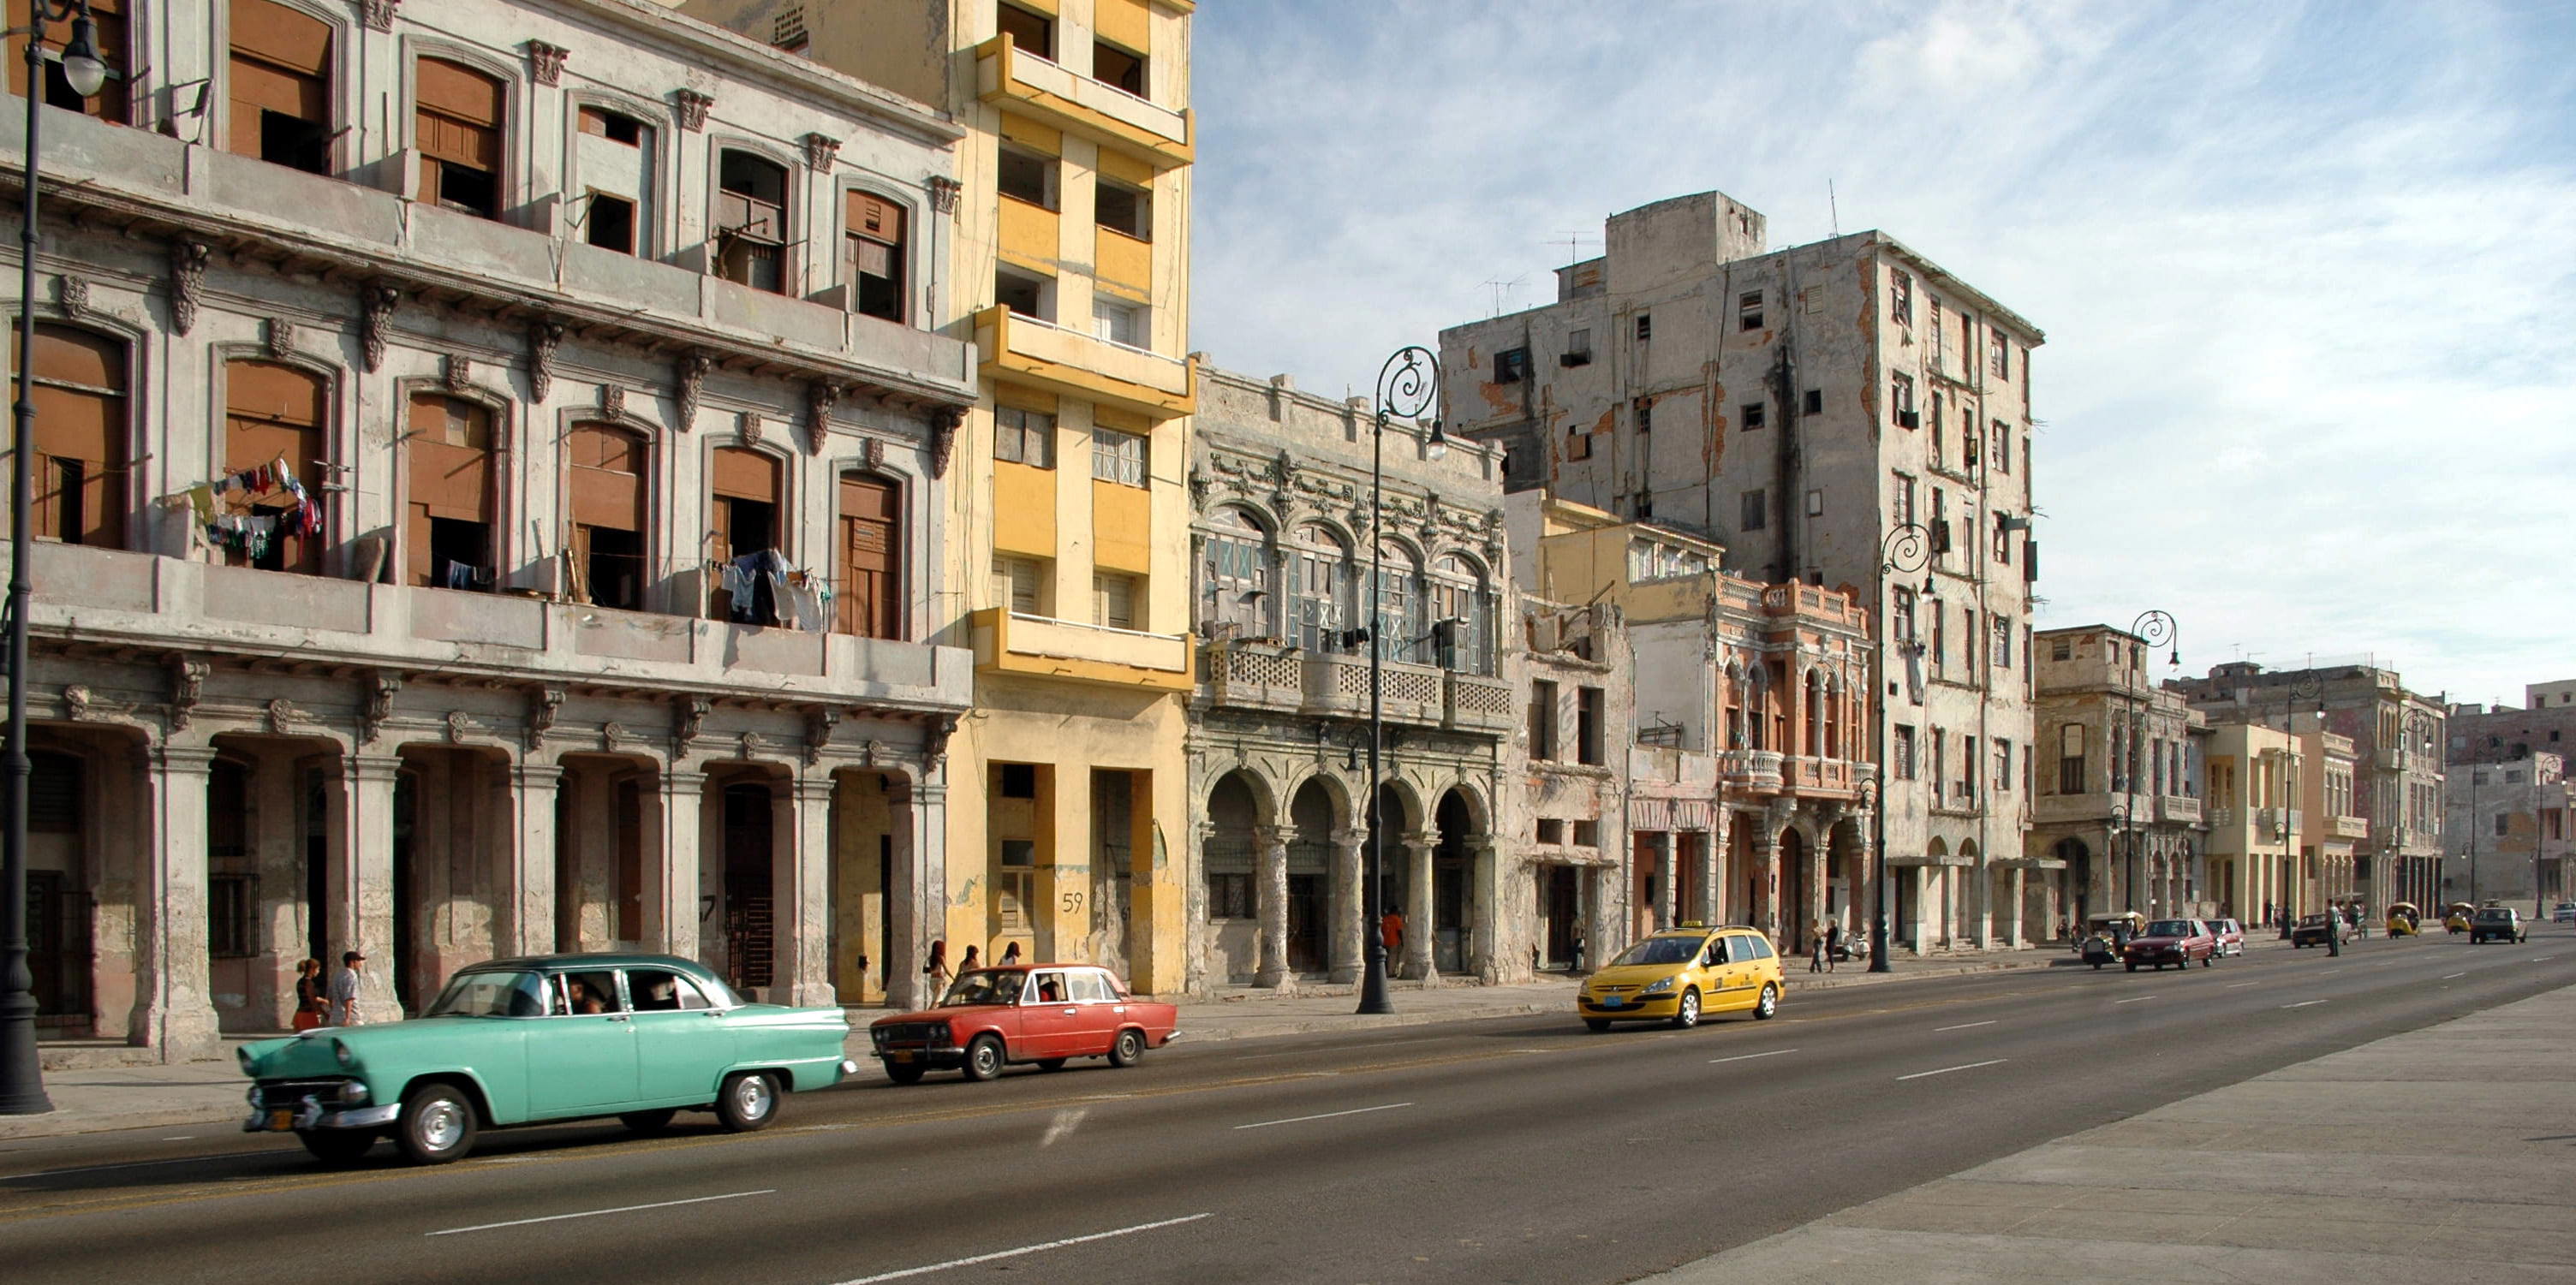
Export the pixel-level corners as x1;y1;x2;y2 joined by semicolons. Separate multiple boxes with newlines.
1092;296;1145;348
1738;488;1766;532
2496;812;2510;837
1803;389;1822;415
845;190;907;321
1093;39;1147;96
1634;312;1651;342
715;152;790;293
1740;401;1766;431
1891;271;1913;324
1571;819;1600;848
1892;373;1916;426
1095;178;1151;241
1961;736;1978;803
1995;741;2012;792
1093;572;1139;630
1633;397;1652;436
993;555;1046;615
1562;329;1591;366
1566;422;1592;461
1894;724;1917;779
1738;290;1764;330
1092;426;1148;486
1536;818;1564;846
231;0;331;173
2052;635;2072;662
1493;347;1529;383
995;266;1051;320
1577;687;1606;766
1990;330;2010;379
585;192;635;253
1993;419;2012;473
996;143;1057;209
994;405;1055;467
1530;680;1558;761
210;872;257;957
1891;471;1917;527
997;3;1052;58
2059;723;2086;794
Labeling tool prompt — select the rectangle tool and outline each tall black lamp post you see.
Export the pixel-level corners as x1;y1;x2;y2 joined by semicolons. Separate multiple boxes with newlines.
2273;670;2325;930
2122;610;2177;916
3;0;107;1118
1355;347;1444;1016
1867;522;1933;974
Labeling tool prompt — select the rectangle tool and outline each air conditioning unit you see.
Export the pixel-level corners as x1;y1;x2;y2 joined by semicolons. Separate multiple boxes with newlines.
1896;410;1921;429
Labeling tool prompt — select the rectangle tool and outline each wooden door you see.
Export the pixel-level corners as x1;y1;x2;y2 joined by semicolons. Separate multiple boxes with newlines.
836;474;899;638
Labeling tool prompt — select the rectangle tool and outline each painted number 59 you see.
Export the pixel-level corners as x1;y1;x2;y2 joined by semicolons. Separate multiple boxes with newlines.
1061;891;1085;914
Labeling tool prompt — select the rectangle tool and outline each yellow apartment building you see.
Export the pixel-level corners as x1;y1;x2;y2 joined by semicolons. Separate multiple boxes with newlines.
682;0;1198;993
2203;721;2305;925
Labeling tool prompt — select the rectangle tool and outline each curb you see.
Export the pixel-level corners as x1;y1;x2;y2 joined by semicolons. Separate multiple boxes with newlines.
0;1103;246;1142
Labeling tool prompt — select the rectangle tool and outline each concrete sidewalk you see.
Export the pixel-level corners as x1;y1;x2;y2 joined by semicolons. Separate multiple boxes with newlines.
0;943;2065;1141
1645;980;2576;1283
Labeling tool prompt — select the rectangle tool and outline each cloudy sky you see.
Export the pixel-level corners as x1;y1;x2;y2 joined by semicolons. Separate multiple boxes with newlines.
1186;0;2576;709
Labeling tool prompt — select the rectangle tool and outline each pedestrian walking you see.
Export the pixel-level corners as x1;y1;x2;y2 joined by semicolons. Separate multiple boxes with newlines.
1824;922;1841;973
999;941;1023;967
922;939;950;991
1380;906;1405;960
1808;923;1828;973
291;958;327;1032
958;944;981;974
328;950;366;1027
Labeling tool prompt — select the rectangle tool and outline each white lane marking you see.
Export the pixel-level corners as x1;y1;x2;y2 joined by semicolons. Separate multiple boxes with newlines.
2443;973;2468;980
1897;1059;2008;1082
1709;1048;1799;1065
2535;956;2558;962
1935;1020;1996;1032
1233;1102;1411;1131
2224;982;2261;989
2112;995;2156;1004
1040;1108;1088;1148
2317;969;2344;976
158;1136;198;1142
2282;1000;2329;1009
832;1213;1213;1285
425;1189;773;1237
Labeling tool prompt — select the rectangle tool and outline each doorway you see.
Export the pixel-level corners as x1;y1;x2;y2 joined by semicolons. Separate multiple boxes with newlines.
1541;865;1580;969
722;782;775;993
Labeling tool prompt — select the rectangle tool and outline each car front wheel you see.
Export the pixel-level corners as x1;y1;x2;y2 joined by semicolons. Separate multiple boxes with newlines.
715;1071;779;1131
1753;983;1780;1020
396;1083;476;1164
1670;988;1702;1030
962;1035;1007;1082
1108;1028;1146;1068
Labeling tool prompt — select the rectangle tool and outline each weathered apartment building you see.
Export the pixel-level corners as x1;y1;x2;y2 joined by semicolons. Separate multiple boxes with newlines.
2173;661;2448;914
1445;192;2042;949
2447;681;2576;768
684;0;1201;993
7;0;984;1060
2029;626;2207;930
1186;367;1516;989
1508;494;1884;954
2441;753;2571;910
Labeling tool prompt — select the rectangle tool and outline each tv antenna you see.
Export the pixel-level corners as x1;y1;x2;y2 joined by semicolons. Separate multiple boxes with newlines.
1478;275;1525;317
1828;180;1840;237
1551;230;1600;268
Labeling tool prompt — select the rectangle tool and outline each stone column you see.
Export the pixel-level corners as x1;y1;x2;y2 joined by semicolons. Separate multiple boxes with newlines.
2009;868;2029;949
509;760;562;956
1806;830;1831;947
1402;836;1438;981
131;743;223;1062
650;769;706;966
331;753;405;1021
1692;830;1720;929
1750;830;1780;941
774;774;838;1007
249;747;306;1030
889;780;945;1010
1646;830;1677;930
1327;826;1364;984
1253;824;1292;989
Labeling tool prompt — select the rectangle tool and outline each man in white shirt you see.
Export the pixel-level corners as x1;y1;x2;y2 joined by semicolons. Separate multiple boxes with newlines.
329;950;367;1026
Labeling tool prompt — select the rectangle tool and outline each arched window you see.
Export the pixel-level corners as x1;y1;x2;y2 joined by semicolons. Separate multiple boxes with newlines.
1803;669;1823;757
567;421;646;610
844;190;905;321
710;446;783;623
29;324;127;548
222;359;326;574
1198;506;1273;640
405;393;495;590
836;473;902;639
1289;522;1348;652
414;57;503;218
1428;553;1491;675
1373;540;1422;664
1723;663;1745;751
716;151;789;293
229;0;332;173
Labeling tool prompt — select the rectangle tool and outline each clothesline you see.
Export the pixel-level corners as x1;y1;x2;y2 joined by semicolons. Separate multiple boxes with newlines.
157;456;321;560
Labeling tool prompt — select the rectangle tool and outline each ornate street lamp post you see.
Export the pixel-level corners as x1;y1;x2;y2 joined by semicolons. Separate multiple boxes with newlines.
2269;670;2324;937
2122;610;2176;917
1355;348;1444;1016
3;0;108;1118
1867;522;1933;973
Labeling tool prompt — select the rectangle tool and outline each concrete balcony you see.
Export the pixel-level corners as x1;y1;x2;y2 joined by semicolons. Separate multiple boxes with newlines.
974;37;1194;170
2033;793;2107;826
26;543;970;709
2256;807;2303;839
2157;794;2203;824
1758;583;1870;632
2207;806;2237;830
1299;651;1443;726
2329;814;2371;839
1445;671;1514;734
0;106;975;406
974;306;1194;420
1720;749;1786;791
1782;754;1865;797
1196;640;1301;712
972;608;1191;692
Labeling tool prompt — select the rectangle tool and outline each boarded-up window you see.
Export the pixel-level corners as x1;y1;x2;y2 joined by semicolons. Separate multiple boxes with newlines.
568;422;646;610
7;0;129;123
29;324;126;548
844;190;905;322
836;473;900;639
223;360;326;574
405;394;495;590
415;57;501;218
229;0;331;173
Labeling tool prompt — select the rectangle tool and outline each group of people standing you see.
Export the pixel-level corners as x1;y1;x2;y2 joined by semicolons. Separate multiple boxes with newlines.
918;939;1026;990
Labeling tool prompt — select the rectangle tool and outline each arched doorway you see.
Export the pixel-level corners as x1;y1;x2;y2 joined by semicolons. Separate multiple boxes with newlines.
1286;778;1338;976
1202;770;1263;985
2056;836;2094;929
1431;788;1479;974
1955;841;1981;943
1778;826;1810;951
1827;817;1866;943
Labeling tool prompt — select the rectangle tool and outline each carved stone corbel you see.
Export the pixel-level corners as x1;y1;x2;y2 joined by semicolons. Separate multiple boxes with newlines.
600;383;626;419
525;40;569;86
922;714;957;764
266;698;294;735
806;381;840;453
444;711;471;744
671;695;708;752
61;685;92;722
265;317;297;360
674;89;713;132
738;410;763;448
361;0;398;33
527;685;564;751
361;673;402;743
802;132;841;172
167;241;210;335
55;275;90;319
360;283;402;372
802;706;840;767
928;405;961;479
528;319;564;402
675;351;710;431
168;657;207;731
443;354;473;392
925;175;960;216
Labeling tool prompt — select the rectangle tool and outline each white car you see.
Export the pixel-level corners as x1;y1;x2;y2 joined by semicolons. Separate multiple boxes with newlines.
2551;902;2575;925
2205;917;2246;957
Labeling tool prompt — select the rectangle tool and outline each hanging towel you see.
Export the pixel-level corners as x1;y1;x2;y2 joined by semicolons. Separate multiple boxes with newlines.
185;485;216;524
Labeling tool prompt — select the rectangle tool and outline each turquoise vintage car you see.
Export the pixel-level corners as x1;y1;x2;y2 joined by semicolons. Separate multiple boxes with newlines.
238;952;857;1165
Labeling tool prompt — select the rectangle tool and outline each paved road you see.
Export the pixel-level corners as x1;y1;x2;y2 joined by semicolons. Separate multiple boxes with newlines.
5;926;2570;1284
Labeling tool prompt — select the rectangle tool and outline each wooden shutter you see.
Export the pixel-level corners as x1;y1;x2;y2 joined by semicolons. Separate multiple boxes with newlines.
228;0;330;155
567;423;644;532
415;57;500;167
29;325;125;547
836;474;899;639
404;395;493;586
711;447;779;503
222;360;326;573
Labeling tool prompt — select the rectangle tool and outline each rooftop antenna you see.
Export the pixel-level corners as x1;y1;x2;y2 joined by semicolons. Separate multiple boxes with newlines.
1551;230;1599;269
1478;275;1525;317
1828;180;1840;237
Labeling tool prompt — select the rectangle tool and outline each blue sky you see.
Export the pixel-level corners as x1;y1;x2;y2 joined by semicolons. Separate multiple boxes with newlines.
1186;0;2576;708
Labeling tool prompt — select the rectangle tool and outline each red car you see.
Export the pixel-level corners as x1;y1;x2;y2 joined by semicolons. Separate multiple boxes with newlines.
868;965;1179;1083
2122;919;2216;971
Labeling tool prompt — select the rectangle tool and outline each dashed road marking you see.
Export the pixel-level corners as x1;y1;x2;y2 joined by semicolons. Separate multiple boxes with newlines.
426;1188;772;1237
829;1213;1213;1284
1233;1103;1410;1131
1708;1049;1798;1065
2282;1000;2329;1009
1934;1020;1996;1032
1896;1059;2007;1082
2113;996;2155;1005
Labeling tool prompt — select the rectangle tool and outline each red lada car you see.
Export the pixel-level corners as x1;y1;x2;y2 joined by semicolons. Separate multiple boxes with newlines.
2122;918;2216;971
869;965;1179;1084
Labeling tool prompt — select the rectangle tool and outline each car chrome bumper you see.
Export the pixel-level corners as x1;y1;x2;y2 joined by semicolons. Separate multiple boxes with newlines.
243;1102;400;1133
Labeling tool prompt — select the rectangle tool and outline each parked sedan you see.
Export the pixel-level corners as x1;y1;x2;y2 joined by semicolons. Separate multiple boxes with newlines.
2206;917;2246;958
2552;902;2575;925
2469;907;2528;944
240;953;857;1166
2122;919;2216;971
870;965;1179;1083
2290;913;2340;948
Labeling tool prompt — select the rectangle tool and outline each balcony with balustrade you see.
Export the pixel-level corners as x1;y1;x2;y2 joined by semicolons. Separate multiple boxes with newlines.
975;36;1195;170
1196;640;1507;735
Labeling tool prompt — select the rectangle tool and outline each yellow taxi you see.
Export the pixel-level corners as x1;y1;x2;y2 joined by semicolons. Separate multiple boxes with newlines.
1578;925;1783;1031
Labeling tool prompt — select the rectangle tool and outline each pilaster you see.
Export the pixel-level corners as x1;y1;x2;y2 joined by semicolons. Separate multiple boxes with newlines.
510;760;564;957
653;770;707;965
1253;824;1292;989
132;743;223;1062
333;753;406;1020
